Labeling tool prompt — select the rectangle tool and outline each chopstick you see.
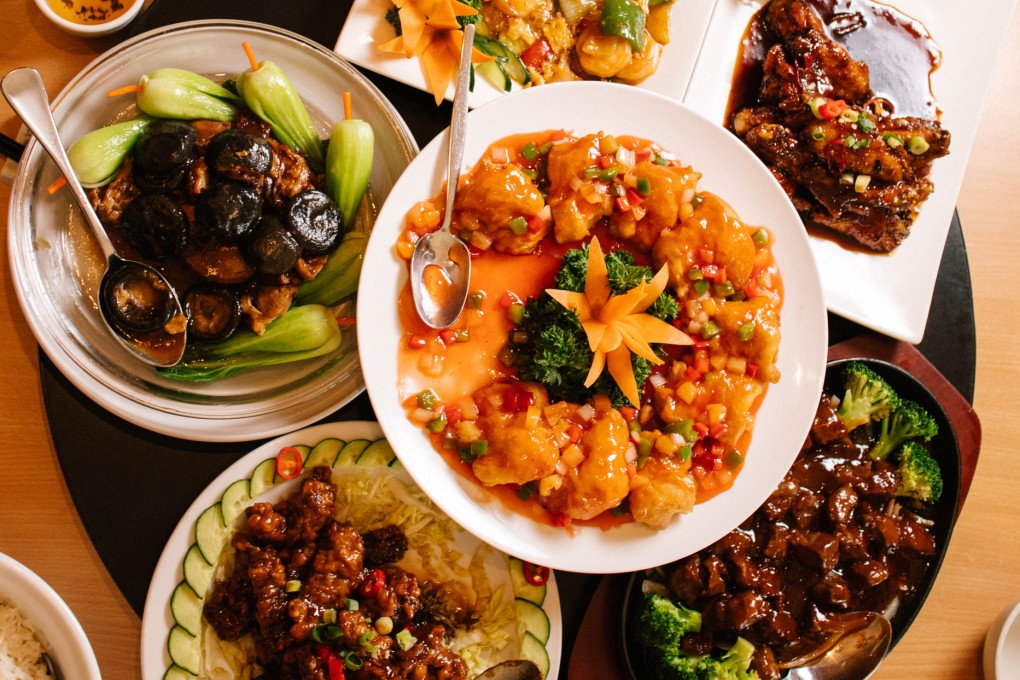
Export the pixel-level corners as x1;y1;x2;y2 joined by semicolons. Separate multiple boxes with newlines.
1;132;24;161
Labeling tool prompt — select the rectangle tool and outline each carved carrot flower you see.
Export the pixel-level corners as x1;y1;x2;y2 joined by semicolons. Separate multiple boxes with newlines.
545;237;692;407
378;0;492;104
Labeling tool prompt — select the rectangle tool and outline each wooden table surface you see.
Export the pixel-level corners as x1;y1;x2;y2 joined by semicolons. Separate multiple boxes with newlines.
1;2;1018;678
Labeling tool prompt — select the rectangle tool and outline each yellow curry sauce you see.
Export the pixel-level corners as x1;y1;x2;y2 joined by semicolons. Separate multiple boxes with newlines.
396;131;783;531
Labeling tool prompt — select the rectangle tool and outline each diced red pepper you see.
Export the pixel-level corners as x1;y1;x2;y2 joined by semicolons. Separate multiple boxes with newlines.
520;37;553;69
526;214;545;234
502;387;534;413
316;644;334;664
618;406;637;422
694;353;710;374
406;333;427;350
275;446;303;480
522;561;551;586
327;655;347;679
359;568;386;597
443;404;463;425
742;282;759;299
709;423;728;439
440;329;460;346
746;363;760;379
684;365;704;382
566;422;583;444
499;291;522;308
818;99;847;120
597;154;615;169
693;422;710;438
550;512;572;528
615;195;632;212
701;264;719;281
699;247;715;264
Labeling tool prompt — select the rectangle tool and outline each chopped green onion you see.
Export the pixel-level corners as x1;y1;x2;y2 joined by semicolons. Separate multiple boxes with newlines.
396;629;417;651
701;320;721;340
341;651;364;670
854;174;872;193
856;113;875;133
345;598;360;611
808;96;827;119
358;631;377;654
635;177;651;195
509;216;528;235
374;616;394;635
838;108;860;124
883;131;904;149
520;141;540;160
737;321;756;341
907;135;930;155
416;389;438;410
322;608;337;624
839;172;855;186
810;128;826;141
752;229;769;246
285;579;301;593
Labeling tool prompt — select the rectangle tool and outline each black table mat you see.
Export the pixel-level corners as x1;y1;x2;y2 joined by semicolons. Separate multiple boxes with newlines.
41;2;977;675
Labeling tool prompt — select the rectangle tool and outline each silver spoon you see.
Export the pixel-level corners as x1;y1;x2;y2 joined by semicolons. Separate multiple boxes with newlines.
785;611;892;680
2;67;187;367
474;659;543;680
409;23;475;329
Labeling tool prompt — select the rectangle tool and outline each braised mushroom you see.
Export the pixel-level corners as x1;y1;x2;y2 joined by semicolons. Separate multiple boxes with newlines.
134;120;197;175
285;190;343;255
120;193;189;261
195;182;263;243
243;215;301;275
184;285;243;342
100;261;177;334
206;128;273;184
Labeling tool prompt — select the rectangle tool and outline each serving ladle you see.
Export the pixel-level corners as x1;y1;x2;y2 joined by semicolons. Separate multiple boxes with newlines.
784;611;892;680
2;66;187;367
409;23;475;329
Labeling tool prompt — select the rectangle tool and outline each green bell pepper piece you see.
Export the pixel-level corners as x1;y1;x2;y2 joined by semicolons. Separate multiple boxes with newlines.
600;0;646;52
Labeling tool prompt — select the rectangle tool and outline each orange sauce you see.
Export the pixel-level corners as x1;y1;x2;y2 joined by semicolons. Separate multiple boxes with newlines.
396;131;784;530
47;0;134;24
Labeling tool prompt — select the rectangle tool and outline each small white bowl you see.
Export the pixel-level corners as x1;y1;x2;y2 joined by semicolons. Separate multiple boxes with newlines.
33;0;143;37
0;552;101;680
984;598;1020;680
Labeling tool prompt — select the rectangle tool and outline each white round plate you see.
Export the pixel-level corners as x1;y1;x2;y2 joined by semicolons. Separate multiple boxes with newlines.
7;21;417;442
140;421;561;680
358;81;828;573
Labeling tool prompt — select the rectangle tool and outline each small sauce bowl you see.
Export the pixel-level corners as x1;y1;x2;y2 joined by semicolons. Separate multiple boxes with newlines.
33;0;143;37
984;598;1020;680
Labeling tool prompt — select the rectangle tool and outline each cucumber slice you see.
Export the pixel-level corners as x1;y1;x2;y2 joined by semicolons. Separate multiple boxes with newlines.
170;581;204;637
388;457;405;470
164;665;197;680
249;457;277;498
515;597;551;644
168;625;201;675
334;439;370;467
508;557;547;605
357;439;395;466
220;478;251;526
477;60;512;92
194;503;228;566
519;630;550;677
305;438;344;468
273;444;311;484
473;34;531;86
183;544;214;599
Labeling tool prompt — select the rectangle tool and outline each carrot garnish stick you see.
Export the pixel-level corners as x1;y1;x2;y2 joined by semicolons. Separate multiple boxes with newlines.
47;176;66;194
343;91;352;121
242;42;259;71
106;84;143;98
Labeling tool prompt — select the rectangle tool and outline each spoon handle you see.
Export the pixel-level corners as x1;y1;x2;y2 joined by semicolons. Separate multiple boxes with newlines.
2;67;118;262
441;23;475;232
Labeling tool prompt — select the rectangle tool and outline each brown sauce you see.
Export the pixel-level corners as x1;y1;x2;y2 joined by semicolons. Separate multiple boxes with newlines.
728;0;942;122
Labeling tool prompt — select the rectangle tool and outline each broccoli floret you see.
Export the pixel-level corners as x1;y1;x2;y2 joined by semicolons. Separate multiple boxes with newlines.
384;5;401;34
649;637;758;680
636;592;703;653
896;440;944;503
835;361;899;431
871;398;938;460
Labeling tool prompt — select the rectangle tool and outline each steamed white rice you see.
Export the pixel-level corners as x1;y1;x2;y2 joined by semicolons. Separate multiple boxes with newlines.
0;599;52;680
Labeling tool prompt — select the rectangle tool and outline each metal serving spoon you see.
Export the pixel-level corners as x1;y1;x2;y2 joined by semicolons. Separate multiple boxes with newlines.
409;23;475;329
785;611;892;680
2;67;187;367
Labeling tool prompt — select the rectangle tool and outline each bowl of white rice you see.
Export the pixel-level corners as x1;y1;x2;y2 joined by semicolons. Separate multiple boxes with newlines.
0;552;100;679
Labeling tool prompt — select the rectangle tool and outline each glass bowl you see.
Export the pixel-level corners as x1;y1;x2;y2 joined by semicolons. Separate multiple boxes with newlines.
7;20;417;442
